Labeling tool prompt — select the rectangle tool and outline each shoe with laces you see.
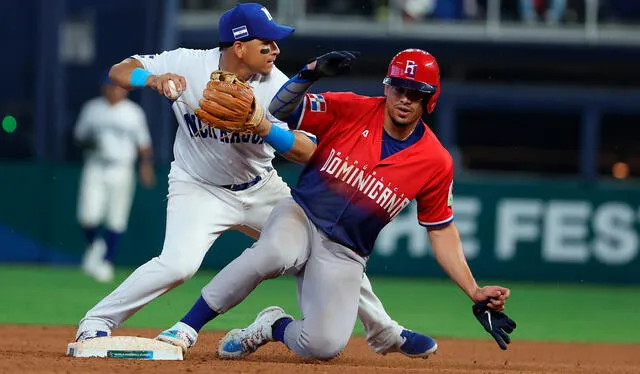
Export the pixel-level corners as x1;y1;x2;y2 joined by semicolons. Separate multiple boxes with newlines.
155;322;198;354
76;330;110;342
217;306;292;359
397;329;438;358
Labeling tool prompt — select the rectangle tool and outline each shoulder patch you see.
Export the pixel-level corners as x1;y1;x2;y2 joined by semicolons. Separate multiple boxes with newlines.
308;94;326;112
447;182;454;207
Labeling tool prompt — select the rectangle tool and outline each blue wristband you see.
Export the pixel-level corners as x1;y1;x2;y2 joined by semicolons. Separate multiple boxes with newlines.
263;124;295;154
130;67;152;87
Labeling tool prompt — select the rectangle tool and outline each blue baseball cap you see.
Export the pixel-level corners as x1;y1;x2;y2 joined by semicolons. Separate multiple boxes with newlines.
218;3;295;43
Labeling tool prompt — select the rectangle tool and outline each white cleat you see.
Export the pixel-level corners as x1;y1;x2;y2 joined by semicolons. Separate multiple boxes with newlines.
82;240;114;283
76;329;110;342
155;322;198;354
217;306;292;359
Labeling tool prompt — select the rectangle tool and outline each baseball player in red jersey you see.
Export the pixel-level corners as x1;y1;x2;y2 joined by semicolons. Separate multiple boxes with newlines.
160;49;516;360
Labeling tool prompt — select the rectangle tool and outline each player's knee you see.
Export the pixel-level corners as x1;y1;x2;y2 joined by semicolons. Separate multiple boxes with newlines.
250;251;288;278
302;335;348;361
250;242;300;276
169;261;200;281
155;256;200;282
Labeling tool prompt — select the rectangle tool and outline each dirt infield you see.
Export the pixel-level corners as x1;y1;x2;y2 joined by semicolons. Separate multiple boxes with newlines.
2;325;639;373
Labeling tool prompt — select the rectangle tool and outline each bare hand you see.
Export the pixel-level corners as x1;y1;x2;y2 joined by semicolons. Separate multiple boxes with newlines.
139;163;156;188
471;286;510;311
146;73;186;99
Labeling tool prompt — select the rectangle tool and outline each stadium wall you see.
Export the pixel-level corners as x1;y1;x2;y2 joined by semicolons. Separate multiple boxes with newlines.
1;162;638;284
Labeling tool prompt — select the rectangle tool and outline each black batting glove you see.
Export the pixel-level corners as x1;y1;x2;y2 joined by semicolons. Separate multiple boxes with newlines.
472;299;517;350
298;51;360;81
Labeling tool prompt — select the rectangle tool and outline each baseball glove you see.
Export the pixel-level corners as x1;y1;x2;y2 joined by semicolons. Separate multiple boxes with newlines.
195;70;264;133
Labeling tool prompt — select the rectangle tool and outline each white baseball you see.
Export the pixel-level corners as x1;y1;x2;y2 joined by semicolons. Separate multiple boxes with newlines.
167;80;182;100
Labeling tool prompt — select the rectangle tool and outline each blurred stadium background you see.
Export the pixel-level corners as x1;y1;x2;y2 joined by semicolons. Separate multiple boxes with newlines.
1;0;640;343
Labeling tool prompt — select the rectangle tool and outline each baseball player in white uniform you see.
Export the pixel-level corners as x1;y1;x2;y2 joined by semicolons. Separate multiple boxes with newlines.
74;3;433;357
74;75;155;283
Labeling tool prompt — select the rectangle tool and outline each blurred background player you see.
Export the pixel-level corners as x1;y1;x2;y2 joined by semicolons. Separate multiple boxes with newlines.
74;73;155;283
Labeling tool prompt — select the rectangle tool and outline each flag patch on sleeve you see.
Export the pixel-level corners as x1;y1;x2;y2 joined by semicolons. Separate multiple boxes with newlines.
308;94;326;112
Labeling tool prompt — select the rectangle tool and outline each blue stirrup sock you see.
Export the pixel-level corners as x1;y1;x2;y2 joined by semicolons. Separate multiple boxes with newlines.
83;226;98;245
180;296;219;332
272;317;294;343
103;229;122;263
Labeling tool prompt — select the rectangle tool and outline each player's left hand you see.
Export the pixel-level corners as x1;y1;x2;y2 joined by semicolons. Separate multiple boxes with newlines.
299;51;360;81
195;70;263;133
472;299;517;350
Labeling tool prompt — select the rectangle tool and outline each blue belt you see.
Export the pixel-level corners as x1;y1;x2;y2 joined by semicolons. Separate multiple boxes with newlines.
222;167;273;191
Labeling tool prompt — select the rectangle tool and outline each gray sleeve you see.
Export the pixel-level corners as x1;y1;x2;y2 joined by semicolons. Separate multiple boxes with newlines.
268;74;315;121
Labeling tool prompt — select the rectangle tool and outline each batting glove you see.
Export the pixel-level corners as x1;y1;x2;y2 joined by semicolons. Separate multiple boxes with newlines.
298;51;360;81
472;299;517;350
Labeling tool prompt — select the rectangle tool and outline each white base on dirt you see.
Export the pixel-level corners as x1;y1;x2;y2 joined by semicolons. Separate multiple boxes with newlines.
67;336;183;360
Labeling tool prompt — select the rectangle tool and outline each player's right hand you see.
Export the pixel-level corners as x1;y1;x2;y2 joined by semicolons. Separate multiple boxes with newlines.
146;73;186;99
471;285;510;311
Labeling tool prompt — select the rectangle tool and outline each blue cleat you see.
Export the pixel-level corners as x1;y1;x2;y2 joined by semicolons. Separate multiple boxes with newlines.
398;329;438;358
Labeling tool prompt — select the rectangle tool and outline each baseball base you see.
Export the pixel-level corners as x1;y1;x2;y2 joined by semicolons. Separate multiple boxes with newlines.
66;336;183;360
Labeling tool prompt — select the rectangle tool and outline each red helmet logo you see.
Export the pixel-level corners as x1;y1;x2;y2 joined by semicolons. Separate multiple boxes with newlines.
405;60;417;78
383;49;440;114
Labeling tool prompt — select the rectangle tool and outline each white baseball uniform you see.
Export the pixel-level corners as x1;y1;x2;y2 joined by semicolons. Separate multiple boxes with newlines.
77;47;404;354
74;96;150;232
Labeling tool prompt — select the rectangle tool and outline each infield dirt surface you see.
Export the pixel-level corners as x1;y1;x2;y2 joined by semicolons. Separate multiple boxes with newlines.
2;325;639;373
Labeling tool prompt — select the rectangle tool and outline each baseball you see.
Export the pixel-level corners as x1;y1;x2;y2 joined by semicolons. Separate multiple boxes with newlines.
167;80;182;100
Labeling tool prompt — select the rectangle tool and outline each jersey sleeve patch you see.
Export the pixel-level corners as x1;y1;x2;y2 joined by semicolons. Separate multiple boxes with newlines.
308;94;326;112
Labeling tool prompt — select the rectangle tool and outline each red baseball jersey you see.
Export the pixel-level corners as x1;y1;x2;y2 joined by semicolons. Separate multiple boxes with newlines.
291;92;454;256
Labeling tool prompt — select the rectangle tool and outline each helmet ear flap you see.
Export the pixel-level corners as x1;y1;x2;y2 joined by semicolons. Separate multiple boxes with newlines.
425;86;440;114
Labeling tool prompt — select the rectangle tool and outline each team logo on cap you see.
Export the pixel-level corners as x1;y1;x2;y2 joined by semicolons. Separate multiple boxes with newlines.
232;25;249;40
405;60;417;78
